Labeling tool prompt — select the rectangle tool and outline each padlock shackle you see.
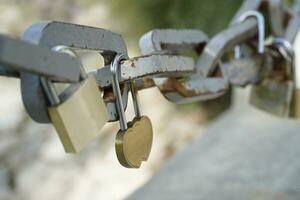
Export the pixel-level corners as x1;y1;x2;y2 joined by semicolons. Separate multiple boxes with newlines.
234;10;265;59
111;54;128;130
272;37;294;60
130;81;141;118
52;46;87;80
40;77;60;105
111;54;141;131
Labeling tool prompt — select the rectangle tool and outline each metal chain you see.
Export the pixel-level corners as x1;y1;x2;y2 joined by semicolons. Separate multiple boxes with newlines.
0;0;298;119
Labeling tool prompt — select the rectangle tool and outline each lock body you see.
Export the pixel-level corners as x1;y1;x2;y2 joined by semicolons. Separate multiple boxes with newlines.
115;116;153;168
250;79;293;117
290;89;300;118
49;75;109;153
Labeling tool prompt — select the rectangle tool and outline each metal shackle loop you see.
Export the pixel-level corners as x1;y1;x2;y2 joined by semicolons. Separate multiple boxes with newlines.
234;10;265;59
272;37;294;61
129;81;141;118
111;54;141;131
41;46;86;106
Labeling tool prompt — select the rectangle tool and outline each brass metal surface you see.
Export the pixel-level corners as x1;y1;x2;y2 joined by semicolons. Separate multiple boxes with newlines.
49;75;109;153
115;116;153;168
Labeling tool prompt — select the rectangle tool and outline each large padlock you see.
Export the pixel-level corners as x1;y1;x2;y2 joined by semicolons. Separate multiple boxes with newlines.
250;37;294;117
111;54;153;168
42;46;109;153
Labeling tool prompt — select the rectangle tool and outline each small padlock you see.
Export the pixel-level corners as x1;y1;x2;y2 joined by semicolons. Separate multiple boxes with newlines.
250;37;294;117
41;46;109;153
111;54;153;168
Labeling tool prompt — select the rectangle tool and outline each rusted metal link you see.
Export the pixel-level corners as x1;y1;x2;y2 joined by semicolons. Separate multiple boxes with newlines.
139;29;228;104
95;54;194;89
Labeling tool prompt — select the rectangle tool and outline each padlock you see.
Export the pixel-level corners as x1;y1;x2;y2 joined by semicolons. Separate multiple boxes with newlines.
278;37;300;118
250;37;294;117
41;46;109;153
111;54;153;168
232;11;292;116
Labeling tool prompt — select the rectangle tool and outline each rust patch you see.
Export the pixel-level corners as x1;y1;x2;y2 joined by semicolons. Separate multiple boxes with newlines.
159;78;199;97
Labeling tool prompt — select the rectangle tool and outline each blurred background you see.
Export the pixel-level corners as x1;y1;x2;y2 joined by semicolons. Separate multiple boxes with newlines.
0;0;245;199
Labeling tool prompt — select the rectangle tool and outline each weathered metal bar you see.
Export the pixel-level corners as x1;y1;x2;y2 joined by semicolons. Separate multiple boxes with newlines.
0;65;19;78
139;29;208;55
139;29;229;104
285;0;300;43
269;0;286;36
95;54;194;88
0;35;82;82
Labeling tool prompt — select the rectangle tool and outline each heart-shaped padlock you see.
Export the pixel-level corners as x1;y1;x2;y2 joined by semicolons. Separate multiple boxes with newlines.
111;54;153;168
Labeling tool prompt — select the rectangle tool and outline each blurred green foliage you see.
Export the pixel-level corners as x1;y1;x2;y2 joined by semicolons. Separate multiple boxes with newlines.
109;0;243;38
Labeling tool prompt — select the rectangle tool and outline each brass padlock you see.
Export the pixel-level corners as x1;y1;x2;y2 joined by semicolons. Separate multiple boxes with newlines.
111;54;153;168
250;37;294;117
41;46;109;153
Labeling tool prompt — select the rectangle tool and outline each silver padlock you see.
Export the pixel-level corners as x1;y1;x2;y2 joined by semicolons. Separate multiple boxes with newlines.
250;37;294;117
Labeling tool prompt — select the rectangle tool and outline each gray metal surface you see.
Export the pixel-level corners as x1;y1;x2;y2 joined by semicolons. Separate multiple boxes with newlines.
285;0;300;43
0;64;19;78
129;92;300;200
139;29;228;104
95;54;194;88
139;29;208;55
197;20;258;77
269;0;286;36
0;35;82;82
20;21;129;123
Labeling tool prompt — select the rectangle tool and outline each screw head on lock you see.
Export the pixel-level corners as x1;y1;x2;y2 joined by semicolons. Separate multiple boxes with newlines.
111;54;153;168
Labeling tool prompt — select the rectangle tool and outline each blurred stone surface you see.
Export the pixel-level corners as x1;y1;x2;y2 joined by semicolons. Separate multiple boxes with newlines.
129;88;300;200
0;78;206;200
